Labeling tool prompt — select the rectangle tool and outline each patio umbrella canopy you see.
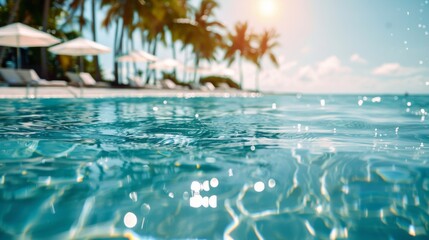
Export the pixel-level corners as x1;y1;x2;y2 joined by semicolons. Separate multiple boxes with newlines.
0;22;60;68
117;51;156;63
149;59;182;71
117;50;157;63
49;37;110;72
49;37;110;56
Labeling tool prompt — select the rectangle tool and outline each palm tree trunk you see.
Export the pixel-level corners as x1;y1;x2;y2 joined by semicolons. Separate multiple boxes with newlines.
145;40;152;84
58;0;82;30
117;23;125;85
255;68;260;92
183;46;188;82
40;0;51;79
0;0;22;65
193;53;200;83
91;0;102;81
171;34;177;78
239;55;244;89
78;0;85;72
113;19;120;85
151;36;159;84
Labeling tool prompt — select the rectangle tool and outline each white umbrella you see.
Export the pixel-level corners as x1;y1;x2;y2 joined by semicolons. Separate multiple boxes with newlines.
49;37;110;71
184;66;212;75
117;50;157;63
0;22;60;68
49;37;110;56
149;58;182;71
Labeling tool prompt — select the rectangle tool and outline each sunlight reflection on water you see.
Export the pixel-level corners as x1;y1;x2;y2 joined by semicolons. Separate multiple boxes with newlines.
0;95;428;239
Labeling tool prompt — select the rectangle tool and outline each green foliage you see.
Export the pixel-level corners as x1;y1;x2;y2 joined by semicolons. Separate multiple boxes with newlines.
0;0;281;87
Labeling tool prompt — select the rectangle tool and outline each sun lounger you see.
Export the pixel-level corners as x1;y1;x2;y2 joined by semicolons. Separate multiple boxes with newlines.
160;79;189;90
16;69;68;87
217;82;231;90
0;68;26;86
65;72;110;88
128;76;145;88
160;79;177;89
0;68;69;97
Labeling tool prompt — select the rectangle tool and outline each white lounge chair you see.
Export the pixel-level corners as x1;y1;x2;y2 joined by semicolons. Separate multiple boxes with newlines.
16;69;68;87
160;79;177;90
66;72;110;88
128;76;145;88
0;68;26;86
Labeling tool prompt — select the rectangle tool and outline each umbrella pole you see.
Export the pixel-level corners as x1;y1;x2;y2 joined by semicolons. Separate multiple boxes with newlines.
79;56;83;72
16;47;21;69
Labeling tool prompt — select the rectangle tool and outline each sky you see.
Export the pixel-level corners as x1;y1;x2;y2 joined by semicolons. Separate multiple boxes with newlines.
89;0;429;94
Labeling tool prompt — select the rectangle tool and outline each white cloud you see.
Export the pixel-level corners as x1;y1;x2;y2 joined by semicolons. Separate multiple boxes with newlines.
238;55;429;94
280;61;298;72
297;65;317;82
350;54;367;64
317;56;350;76
372;63;423;77
301;46;311;54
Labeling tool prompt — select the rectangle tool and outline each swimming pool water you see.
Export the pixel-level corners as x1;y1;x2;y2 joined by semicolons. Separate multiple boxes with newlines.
0;95;428;239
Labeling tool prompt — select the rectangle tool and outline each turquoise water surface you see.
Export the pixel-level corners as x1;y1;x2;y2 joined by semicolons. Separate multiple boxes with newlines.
0;95;428;239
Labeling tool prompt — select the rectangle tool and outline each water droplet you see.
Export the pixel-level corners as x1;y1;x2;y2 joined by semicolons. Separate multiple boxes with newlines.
163;100;168;105
372;97;382;103
124;212;138;228
358;100;364;106
228;168;234;176
271;103;277;109
208;195;217;208
191;181;201;192
183;191;190;200
254;181;265;192
190;195;203;208
409;225;416;236
250;145;256;151
316;205;323;214
195;113;199;118
202;180;210;191
406;11;410;15
268;179;276;188
407;102;412;107
419;60;424;65
140;203;151;215
320;99;326;107
210;178;219;188
202;196;209;208
129;192;138;202
152;106;159;112
168;192;174;198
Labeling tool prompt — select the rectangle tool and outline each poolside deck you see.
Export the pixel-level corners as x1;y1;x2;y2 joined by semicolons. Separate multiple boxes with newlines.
0;86;260;99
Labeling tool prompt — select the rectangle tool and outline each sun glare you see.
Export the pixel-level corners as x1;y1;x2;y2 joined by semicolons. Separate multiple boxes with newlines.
259;0;277;17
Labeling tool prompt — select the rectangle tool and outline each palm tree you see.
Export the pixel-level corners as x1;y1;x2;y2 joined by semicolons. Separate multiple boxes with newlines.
100;0;140;84
254;29;280;91
90;0;101;81
0;0;22;65
223;21;257;89
176;0;224;83
40;0;51;78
